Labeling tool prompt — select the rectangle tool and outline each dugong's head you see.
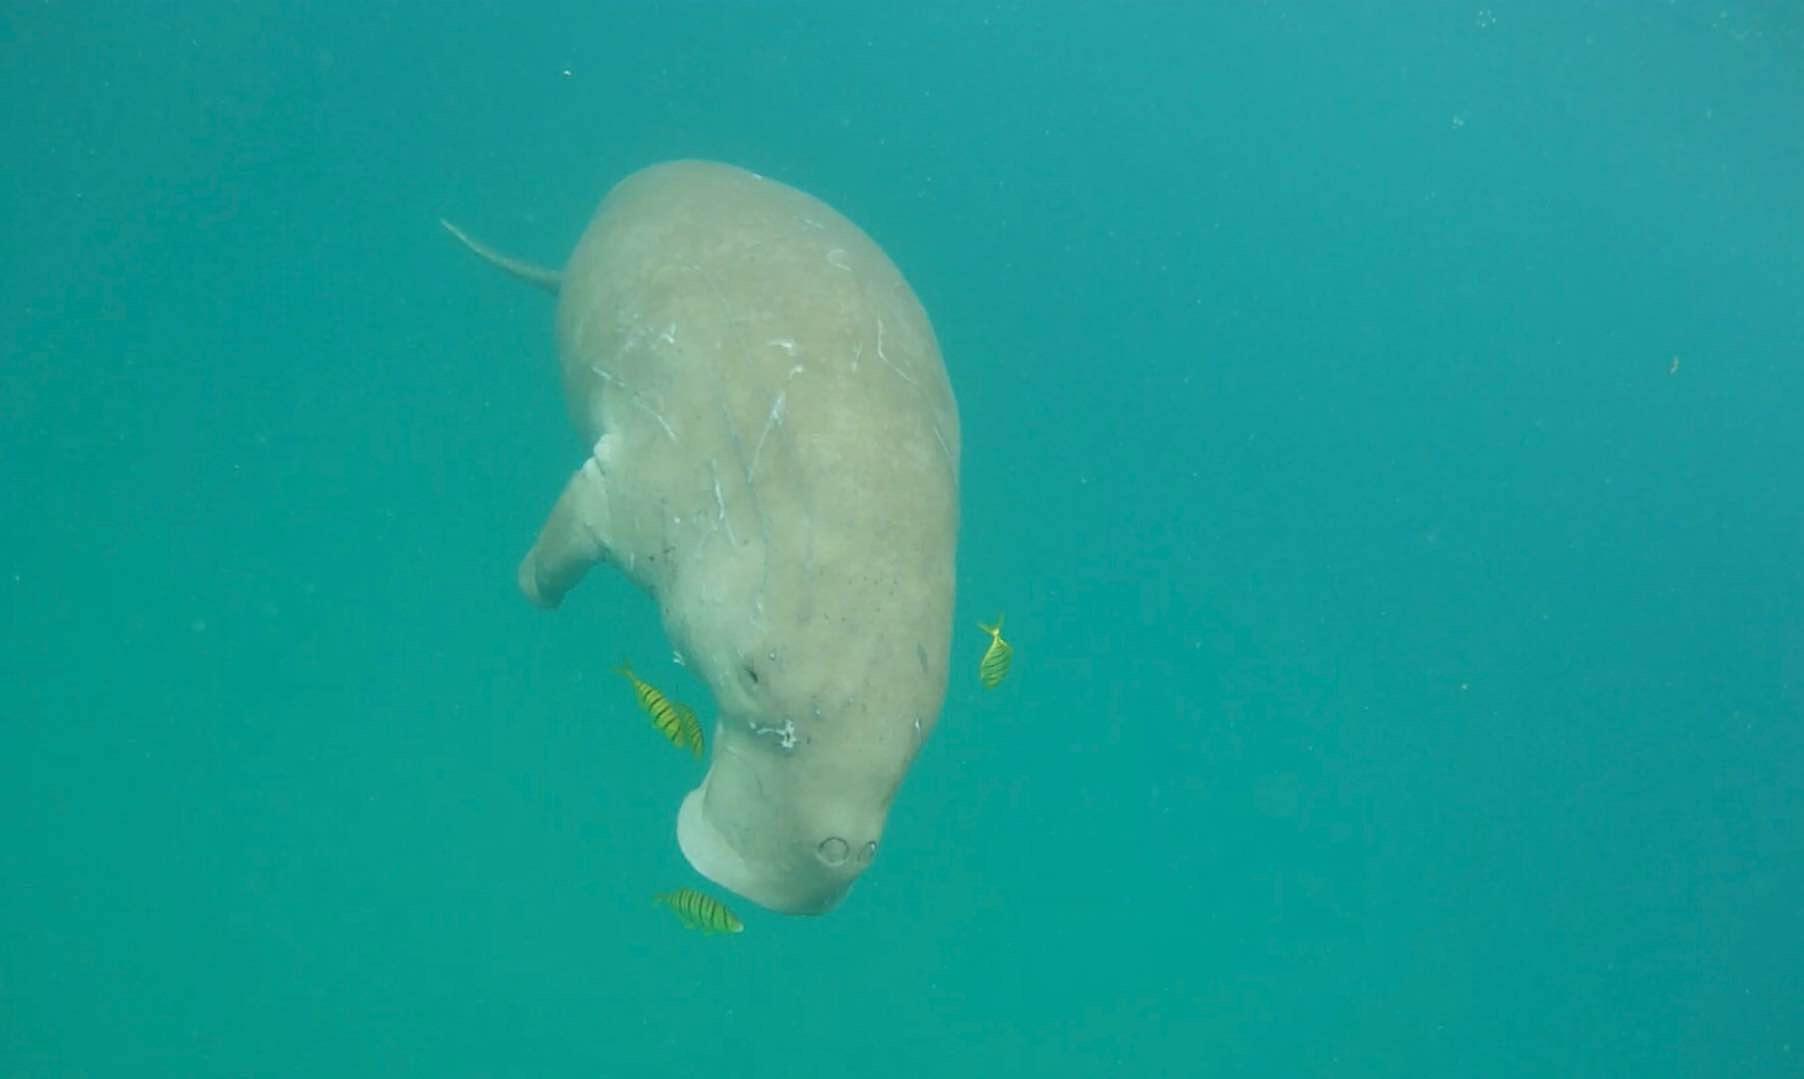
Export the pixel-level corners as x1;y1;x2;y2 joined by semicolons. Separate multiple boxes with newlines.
678;606;952;916
666;439;957;914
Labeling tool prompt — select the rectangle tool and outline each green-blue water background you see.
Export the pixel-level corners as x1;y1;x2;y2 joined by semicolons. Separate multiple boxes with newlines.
4;2;1800;1074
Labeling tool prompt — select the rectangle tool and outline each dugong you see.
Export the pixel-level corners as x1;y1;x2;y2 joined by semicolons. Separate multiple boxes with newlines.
446;161;960;915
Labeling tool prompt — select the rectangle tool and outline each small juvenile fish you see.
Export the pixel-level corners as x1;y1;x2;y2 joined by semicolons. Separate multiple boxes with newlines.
654;887;744;935
977;616;1013;689
619;664;705;758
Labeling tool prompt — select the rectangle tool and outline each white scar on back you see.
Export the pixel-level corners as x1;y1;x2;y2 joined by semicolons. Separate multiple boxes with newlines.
709;459;738;546
591;364;676;441
875;317;915;386
749;718;797;751
634;397;677;441
748;365;804;480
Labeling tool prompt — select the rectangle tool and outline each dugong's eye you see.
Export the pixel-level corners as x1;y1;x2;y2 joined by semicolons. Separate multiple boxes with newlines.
742;663;760;686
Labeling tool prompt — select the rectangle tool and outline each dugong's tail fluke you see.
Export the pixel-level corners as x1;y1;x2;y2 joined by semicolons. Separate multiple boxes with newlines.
439;218;563;293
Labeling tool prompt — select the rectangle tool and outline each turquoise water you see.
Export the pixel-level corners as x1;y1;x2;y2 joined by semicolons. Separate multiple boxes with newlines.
4;3;1800;1074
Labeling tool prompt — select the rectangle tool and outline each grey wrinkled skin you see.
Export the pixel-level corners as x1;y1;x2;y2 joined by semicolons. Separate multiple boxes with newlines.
450;161;959;914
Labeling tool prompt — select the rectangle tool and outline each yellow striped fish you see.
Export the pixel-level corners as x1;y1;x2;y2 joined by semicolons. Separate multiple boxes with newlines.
654;887;744;935
618;664;705;758
977;616;1013;689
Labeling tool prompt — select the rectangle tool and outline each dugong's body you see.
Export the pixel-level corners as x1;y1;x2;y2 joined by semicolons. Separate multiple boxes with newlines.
449;161;959;914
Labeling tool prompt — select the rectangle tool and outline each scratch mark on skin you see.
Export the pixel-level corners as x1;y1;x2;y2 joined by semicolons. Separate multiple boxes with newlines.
766;337;797;355
749;718;797;751
931;420;953;467
709;459;738;547
689;260;780;616
594;365;675;443
825;247;851;270
592;363;673;442
634;397;677;441
875;317;916;385
746;365;805;482
658;323;678;345
749;391;785;480
718;396;773;579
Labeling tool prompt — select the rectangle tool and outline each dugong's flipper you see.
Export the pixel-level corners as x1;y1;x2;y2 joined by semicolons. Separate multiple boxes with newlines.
440;216;600;606
517;440;616;608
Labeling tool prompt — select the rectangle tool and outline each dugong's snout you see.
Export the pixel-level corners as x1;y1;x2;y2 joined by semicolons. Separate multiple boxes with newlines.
675;735;890;915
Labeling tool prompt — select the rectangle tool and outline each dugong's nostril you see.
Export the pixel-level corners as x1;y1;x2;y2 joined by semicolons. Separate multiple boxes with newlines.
817;836;850;866
860;841;877;864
